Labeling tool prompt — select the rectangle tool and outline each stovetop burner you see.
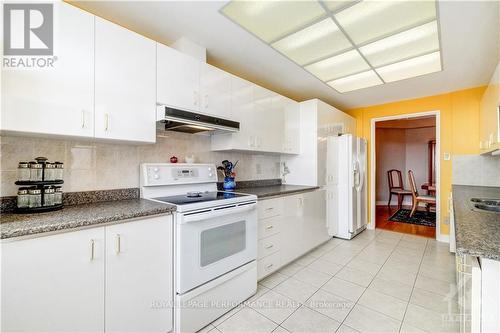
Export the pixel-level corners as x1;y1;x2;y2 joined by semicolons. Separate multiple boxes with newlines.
152;191;250;206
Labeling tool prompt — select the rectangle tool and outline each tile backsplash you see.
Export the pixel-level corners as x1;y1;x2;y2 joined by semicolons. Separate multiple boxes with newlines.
0;133;281;196
452;154;500;186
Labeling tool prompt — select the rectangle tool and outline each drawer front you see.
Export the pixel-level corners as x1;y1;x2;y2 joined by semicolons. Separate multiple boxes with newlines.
258;216;281;239
258;198;284;220
257;252;282;280
258;233;281;259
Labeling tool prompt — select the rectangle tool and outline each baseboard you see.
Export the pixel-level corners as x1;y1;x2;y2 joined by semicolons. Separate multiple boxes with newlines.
437;234;450;243
376;200;413;206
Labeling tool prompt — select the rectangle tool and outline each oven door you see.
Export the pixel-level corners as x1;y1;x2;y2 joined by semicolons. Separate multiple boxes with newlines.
176;202;257;294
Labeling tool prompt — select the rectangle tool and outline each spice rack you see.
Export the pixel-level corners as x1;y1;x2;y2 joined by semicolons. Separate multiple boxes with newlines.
14;157;64;214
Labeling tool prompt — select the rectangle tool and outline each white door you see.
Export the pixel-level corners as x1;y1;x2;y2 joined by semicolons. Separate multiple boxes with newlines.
1;228;105;332
1;2;94;137
283;99;301;154
105;216;173;333
157;43;200;112
301;190;330;252
94;18;156;143
230;76;255;149
200;64;232;119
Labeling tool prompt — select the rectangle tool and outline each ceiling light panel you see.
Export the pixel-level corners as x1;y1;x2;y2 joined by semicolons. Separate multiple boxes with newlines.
324;0;358;12
305;50;370;81
359;21;439;67
328;70;383;93
376;51;442;82
272;18;352;65
334;0;437;44
221;1;326;43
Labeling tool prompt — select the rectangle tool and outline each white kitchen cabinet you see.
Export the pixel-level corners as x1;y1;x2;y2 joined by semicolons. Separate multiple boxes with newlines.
282;97;301;154
157;43;200;112
1;2;94;138
1;215;173;333
254;86;282;152
256;190;330;280
95;17;156;143
200;64;232;119
106;216;173;333
1;228;105;333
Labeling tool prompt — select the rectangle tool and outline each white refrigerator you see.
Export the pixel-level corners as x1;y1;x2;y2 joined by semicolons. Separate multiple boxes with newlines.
326;134;367;239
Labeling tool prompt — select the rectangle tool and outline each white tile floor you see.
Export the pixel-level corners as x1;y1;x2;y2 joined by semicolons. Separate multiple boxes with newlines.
199;229;459;333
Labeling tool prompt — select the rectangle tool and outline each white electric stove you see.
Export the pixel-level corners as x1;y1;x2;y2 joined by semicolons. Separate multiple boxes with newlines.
140;163;258;333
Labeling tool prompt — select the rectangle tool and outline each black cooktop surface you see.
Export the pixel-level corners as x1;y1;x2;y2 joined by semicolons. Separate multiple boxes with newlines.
152;191;249;205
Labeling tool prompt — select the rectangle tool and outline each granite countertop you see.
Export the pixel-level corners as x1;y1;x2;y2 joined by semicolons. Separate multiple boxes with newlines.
235;184;320;199
453;185;500;261
1;199;175;240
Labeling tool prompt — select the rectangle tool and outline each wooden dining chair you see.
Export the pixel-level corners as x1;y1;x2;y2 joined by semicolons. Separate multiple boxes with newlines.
387;169;412;210
408;170;436;217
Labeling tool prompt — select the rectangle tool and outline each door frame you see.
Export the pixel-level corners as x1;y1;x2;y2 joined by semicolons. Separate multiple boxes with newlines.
368;110;443;242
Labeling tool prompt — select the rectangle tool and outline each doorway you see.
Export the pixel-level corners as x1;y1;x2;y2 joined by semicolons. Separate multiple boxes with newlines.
369;112;440;240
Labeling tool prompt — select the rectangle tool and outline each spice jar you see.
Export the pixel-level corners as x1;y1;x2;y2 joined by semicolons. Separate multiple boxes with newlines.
44;163;55;181
29;162;43;181
54;162;64;180
54;186;63;205
28;188;42;208
44;187;55;206
17;162;30;181
17;187;30;208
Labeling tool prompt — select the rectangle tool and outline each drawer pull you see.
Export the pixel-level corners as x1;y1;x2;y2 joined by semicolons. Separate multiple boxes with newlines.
265;207;274;211
265;244;274;249
265;264;274;269
265;225;274;230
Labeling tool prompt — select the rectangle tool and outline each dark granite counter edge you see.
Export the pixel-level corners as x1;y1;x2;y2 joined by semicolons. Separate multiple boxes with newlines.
2;206;174;240
237;186;321;199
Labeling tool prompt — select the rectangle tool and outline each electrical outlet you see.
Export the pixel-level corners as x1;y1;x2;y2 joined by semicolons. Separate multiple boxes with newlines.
444;152;451;161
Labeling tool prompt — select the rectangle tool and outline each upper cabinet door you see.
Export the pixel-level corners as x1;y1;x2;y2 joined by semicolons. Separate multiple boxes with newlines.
283;98;301;154
95;18;156;143
1;228;105;333
105;216;173;333
157;43;200;112
1;2;94;137
200;64;232;119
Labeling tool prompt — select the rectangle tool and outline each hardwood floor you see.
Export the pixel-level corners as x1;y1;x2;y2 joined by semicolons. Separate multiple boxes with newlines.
376;205;436;238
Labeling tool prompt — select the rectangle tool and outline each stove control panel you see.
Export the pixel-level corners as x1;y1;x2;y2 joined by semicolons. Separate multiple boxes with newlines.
141;163;217;186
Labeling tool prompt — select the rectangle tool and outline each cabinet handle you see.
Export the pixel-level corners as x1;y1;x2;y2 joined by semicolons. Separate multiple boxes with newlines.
104;113;109;131
265;244;274;249
204;94;209;108
265;225;274;230
116;234;121;254
265;207;274;211
90;239;95;261
81;110;85;128
265;264;274;269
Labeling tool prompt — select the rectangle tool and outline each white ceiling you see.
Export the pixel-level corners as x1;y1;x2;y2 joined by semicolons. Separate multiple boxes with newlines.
71;0;499;110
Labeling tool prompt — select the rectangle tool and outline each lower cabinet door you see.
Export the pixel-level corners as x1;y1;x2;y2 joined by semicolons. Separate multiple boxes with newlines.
1;228;105;333
105;216;173;333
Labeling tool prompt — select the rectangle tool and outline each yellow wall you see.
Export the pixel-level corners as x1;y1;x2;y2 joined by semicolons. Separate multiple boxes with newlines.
347;86;486;237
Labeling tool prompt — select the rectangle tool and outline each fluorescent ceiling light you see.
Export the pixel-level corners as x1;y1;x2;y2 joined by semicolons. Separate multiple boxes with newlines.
305;50;369;81
359;21;439;67
328;70;383;93
324;0;358;12
221;1;326;43
272;18;352;65
376;51;442;82
334;0;436;44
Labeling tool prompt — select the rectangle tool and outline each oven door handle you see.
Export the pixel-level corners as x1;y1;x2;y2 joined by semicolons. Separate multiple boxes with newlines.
182;203;256;223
